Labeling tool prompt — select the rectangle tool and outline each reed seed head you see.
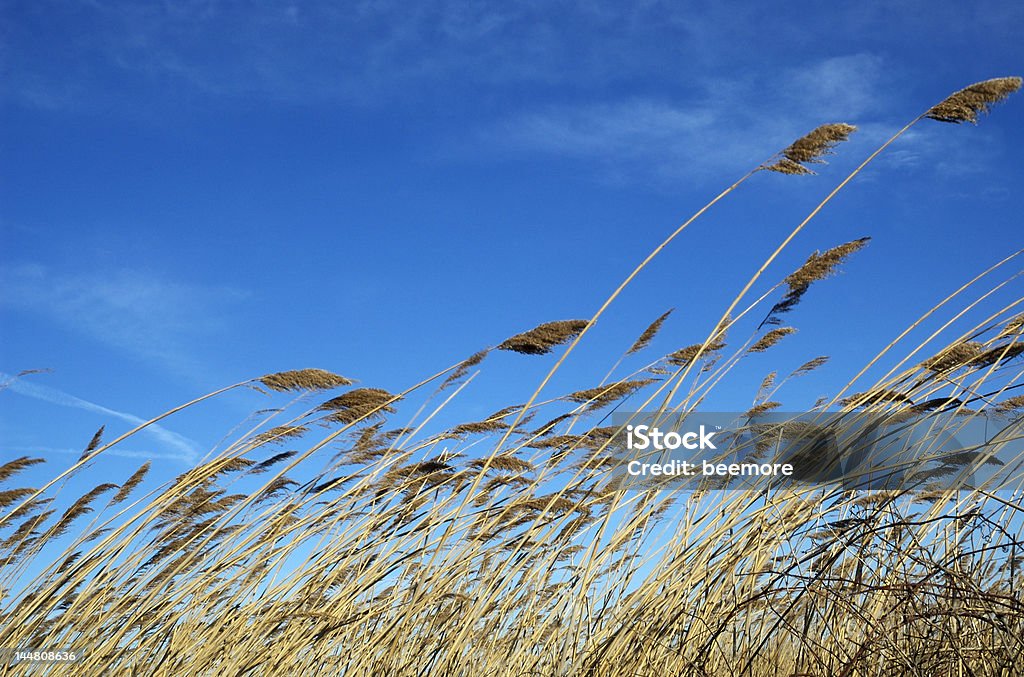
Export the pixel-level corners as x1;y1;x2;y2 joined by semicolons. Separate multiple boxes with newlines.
318;388;399;424
840;389;913;407
666;339;724;367
565;379;656;410
0;456;44;484
498;320;589;355
258;369;353;392
921;341;984;372
794;356;829;375
748;327;797;354
996;395;1024;412
627;309;673;355
926;77;1022;124
252;425;309;446
785;238;870;290
449;419;511;437
763;123;857;175
82;426;105;459
441;350;489;389
112;462;151;504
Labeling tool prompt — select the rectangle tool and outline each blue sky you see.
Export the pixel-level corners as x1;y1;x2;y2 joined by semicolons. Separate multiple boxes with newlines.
1;0;1022;479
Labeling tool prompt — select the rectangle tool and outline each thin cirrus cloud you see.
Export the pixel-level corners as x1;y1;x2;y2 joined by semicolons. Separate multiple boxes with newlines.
0;263;248;375
484;54;886;184
0;371;201;464
480;53;1005;185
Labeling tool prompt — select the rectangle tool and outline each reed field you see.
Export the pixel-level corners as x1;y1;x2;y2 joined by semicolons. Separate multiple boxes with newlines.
3;77;1024;676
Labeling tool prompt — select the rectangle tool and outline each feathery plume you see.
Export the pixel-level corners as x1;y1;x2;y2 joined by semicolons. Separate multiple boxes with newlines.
258;369;353;392
469;455;535;473
921;341;984;372
762;123;857;175
840;389;913;407
112;462;150;504
666;338;725;367
0;457;44;484
46;483;118;539
449;419;511;437
627;309;673;355
81;426;105;459
765;238;870;324
970;342;1024;368
926;77;1022;124
565;379;656;411
441;350;489;391
0;488;35;511
498;320;589;355
784;238;871;290
249;451;299;474
756;372;777;401
793;356;829;376
318;388;399;424
748;327;797;354
745;401;782;418
252;425;308;446
996;395;1024;412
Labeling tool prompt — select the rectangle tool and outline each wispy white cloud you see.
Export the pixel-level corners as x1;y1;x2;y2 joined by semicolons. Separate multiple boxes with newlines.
484;53;889;184
8;444;195;466
0;371;201;464
0;264;248;374
780;54;885;119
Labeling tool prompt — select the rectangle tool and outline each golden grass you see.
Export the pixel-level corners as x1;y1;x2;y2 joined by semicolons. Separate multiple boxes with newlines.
1;77;1022;676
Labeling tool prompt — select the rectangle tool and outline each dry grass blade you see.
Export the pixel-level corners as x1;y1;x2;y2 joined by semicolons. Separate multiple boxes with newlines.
497;320;589;355
925;76;1022;124
762;123;857;175
258;369;353;392
627;309;673;354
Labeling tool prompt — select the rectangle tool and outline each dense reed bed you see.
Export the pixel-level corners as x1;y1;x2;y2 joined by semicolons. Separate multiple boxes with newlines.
2;77;1022;676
